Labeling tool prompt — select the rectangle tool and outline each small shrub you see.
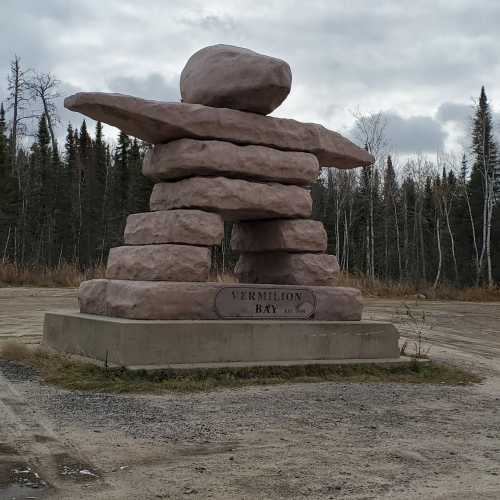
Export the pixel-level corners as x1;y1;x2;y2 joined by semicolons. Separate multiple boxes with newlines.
396;303;434;359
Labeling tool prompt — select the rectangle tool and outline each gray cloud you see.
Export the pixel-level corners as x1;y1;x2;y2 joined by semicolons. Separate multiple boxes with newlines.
385;114;446;153
436;102;473;124
2;0;500;151
347;112;447;154
107;73;180;102
180;14;237;33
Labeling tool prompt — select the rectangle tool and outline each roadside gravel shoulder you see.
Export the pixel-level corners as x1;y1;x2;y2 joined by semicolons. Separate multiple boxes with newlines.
3;358;500;499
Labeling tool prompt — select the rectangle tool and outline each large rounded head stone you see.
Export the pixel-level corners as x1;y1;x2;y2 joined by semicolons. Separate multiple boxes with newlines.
180;44;292;115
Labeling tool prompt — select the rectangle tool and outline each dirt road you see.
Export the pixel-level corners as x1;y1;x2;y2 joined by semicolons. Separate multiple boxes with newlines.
0;288;499;499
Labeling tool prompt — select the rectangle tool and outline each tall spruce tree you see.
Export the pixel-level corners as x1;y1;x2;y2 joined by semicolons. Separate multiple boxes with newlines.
0;104;8;173
52;124;76;263
127;139;152;215
65;124;82;262
90;121;107;262
323;169;338;255
454;157;474;285
109;131;130;247
469;86;498;286
0;103;19;260
78;120;94;265
24;114;51;264
422;176;435;282
383;155;401;280
100;143;113;263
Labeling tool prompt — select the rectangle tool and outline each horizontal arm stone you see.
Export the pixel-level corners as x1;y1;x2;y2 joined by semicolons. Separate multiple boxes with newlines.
65;92;374;168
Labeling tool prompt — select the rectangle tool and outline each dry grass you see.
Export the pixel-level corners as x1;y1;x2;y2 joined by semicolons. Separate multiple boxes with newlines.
210;272;239;283
335;272;500;302
0;262;105;288
207;271;500;302
0;341;482;394
1;261;499;302
0;340;33;362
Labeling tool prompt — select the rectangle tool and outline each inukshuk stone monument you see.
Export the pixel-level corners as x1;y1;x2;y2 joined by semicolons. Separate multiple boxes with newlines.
43;45;399;368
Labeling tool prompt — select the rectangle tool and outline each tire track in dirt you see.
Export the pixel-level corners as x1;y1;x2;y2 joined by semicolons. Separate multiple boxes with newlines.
0;369;105;499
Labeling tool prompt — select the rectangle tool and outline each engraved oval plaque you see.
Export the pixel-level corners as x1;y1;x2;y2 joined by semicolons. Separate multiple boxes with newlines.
215;286;316;319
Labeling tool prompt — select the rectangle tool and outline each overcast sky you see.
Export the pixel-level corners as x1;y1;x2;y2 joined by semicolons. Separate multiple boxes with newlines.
1;0;499;156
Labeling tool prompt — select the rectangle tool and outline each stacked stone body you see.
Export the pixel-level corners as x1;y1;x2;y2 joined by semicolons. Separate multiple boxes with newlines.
69;45;374;321
42;44;404;369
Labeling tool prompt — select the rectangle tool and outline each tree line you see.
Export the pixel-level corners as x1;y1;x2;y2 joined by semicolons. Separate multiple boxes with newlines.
311;87;500;288
0;56;499;288
0;57;151;268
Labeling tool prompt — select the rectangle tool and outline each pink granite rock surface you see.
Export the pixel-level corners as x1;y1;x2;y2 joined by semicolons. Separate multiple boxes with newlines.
231;219;327;253
64;93;374;168
235;253;340;286
180;44;292;115
79;279;108;316
124;210;223;246
150;176;312;220
79;279;363;321
143;139;319;185
106;244;211;282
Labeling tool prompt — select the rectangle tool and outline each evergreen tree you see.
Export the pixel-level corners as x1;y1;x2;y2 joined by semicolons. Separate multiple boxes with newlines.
383;155;400;280
100;143;113;263
460;153;468;182
401;176;417;279
356;166;372;276
323;169;338;255
54;124;77;262
108;131;130;246
469;86;498;286
24;114;51;263
78;120;95;265
421;176;435;282
0;103;19;260
89;121;107;263
127;139;152;215
0;104;8;173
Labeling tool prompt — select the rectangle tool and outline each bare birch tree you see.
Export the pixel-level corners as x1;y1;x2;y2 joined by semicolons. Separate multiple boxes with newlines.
28;72;60;152
352;111;388;281
6;56;33;168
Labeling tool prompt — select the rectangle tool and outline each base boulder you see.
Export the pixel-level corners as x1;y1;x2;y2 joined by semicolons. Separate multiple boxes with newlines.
106;245;211;282
235;253;340;286
231;219;327;253
79;280;362;321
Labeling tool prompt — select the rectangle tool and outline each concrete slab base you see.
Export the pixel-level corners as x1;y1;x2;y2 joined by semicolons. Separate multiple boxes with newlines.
50;353;417;371
43;312;400;369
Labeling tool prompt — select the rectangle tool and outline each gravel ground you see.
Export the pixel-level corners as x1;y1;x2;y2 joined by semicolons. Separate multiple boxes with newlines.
0;288;499;499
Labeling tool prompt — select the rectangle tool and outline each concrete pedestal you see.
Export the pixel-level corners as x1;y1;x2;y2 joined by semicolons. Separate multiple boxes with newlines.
42;312;400;369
